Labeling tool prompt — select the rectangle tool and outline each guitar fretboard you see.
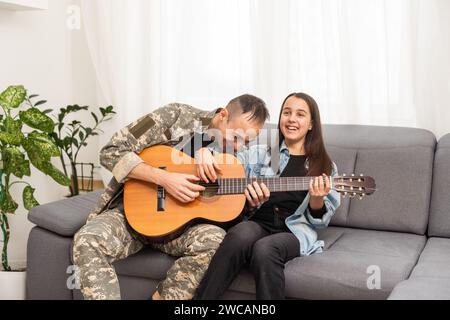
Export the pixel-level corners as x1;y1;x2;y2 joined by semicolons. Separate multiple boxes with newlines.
201;177;331;195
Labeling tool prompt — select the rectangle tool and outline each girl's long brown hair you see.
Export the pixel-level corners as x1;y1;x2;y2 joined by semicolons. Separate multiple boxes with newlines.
278;92;333;176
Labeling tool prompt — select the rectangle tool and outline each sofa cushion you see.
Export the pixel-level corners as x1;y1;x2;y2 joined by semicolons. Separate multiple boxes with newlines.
388;278;450;300
113;248;175;280
205;226;426;299
28;190;103;237
326;145;357;227
347;147;433;234
107;247;257;297
323;124;436;149
428;133;450;237
323;125;436;235
27;227;74;300
283;227;426;299
388;237;450;300
409;237;450;279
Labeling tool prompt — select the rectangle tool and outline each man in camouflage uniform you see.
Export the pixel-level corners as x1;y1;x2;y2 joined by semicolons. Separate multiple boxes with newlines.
73;94;269;300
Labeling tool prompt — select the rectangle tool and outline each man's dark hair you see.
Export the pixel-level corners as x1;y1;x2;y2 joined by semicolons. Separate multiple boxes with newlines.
226;94;269;124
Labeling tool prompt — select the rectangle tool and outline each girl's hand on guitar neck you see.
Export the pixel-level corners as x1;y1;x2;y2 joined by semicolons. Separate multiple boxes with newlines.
195;148;223;183
309;174;331;210
245;181;270;209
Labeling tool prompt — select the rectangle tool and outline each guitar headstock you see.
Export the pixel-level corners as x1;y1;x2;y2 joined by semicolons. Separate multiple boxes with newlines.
333;174;376;200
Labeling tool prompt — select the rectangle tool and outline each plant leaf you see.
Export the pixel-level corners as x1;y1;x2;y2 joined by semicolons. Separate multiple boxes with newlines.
25;132;60;158
72;128;80;137
2;146;31;178
1;192;18;214
0;132;22;146
0;85;26;109
66;105;88;113
23;186;40;210
91;112;98;124
63;136;72;148
22;138;70;186
58;111;65;123
34;100;47;107
0;117;25;146
19;107;55;133
45;164;71;186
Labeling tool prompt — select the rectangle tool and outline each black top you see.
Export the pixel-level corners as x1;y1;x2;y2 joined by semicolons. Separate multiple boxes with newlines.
250;155;327;233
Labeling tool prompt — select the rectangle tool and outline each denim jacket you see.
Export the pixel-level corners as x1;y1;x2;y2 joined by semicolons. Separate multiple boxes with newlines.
237;141;341;256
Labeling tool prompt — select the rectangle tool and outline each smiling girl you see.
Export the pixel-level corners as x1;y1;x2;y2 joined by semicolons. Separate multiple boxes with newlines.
194;92;341;300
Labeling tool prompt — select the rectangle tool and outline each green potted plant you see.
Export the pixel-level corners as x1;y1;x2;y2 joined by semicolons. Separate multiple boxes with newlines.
51;104;116;197
0;85;70;299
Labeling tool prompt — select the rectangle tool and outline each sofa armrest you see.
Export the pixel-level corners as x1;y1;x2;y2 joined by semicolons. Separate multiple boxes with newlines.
28;190;104;237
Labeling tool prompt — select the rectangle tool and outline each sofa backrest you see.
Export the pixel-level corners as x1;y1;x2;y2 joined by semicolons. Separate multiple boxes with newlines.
323;125;436;235
261;123;436;235
428;134;450;237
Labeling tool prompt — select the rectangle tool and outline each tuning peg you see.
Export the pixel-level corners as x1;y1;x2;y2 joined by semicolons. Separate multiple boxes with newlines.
359;194;365;200
351;174;355;177
343;173;346;177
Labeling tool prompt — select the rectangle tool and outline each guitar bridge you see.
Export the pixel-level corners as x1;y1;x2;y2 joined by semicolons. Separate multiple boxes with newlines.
157;167;166;212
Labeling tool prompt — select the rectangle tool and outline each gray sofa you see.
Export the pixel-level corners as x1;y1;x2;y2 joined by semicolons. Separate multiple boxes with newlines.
388;131;450;300
26;124;450;300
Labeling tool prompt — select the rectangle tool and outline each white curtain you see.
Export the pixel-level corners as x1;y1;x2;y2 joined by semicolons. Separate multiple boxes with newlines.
249;0;450;137
80;0;450;154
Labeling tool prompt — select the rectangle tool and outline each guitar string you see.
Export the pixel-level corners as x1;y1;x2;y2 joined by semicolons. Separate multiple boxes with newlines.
198;177;330;194
195;176;368;194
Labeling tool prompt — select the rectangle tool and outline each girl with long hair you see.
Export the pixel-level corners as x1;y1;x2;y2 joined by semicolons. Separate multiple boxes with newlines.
194;92;341;300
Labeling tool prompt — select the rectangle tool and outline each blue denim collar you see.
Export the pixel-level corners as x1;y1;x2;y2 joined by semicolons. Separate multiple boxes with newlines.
280;140;289;154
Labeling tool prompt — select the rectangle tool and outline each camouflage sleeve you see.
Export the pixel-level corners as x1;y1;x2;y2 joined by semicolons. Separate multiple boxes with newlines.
99;104;182;183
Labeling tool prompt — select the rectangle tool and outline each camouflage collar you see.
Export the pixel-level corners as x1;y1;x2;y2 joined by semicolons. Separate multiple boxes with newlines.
198;108;221;133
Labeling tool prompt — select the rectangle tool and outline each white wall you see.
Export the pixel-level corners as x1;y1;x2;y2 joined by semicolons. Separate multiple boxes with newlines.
0;0;99;267
70;0;102;168
1;0;449;269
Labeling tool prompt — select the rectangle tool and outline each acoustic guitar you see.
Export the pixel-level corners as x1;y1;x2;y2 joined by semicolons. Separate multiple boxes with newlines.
124;145;376;242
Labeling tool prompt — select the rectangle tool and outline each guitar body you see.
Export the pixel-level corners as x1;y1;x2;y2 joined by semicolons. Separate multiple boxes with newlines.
124;145;246;243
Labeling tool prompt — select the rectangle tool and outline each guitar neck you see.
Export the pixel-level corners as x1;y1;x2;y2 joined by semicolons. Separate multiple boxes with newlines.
215;176;332;195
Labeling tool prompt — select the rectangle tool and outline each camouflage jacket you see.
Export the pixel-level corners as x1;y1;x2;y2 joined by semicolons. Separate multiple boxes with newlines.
86;103;218;222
